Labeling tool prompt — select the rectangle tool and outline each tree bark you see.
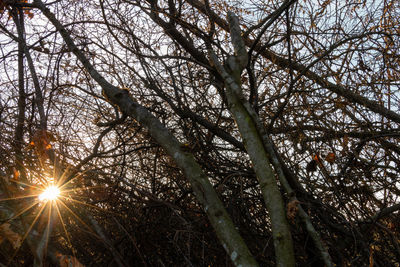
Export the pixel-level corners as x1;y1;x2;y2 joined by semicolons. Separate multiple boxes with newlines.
208;13;295;267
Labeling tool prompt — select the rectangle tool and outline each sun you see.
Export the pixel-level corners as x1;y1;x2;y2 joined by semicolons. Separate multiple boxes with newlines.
39;185;61;201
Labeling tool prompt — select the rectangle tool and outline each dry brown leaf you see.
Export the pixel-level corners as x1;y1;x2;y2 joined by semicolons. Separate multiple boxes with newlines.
325;152;336;164
30;130;55;159
12;167;20;181
57;253;85;267
0;223;22;249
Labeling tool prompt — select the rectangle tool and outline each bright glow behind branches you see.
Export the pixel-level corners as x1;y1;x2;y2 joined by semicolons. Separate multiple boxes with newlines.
39;185;60;201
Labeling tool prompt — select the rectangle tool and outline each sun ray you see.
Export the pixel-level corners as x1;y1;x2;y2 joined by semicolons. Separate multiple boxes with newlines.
54;201;77;260
56;199;98;237
4;200;41;224
35;202;55;262
9;180;43;191
58;195;121;216
7;201;48;265
55;164;78;188
43;203;52;258
57;168;92;191
60;184;108;195
0;193;42;202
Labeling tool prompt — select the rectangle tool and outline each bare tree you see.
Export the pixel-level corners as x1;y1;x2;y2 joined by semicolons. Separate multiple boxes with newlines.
0;0;399;266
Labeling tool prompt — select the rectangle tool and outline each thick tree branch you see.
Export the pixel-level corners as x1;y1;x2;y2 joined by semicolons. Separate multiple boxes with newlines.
209;13;295;266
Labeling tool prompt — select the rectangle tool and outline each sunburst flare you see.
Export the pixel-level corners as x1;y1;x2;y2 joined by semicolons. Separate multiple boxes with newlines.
38;185;61;201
